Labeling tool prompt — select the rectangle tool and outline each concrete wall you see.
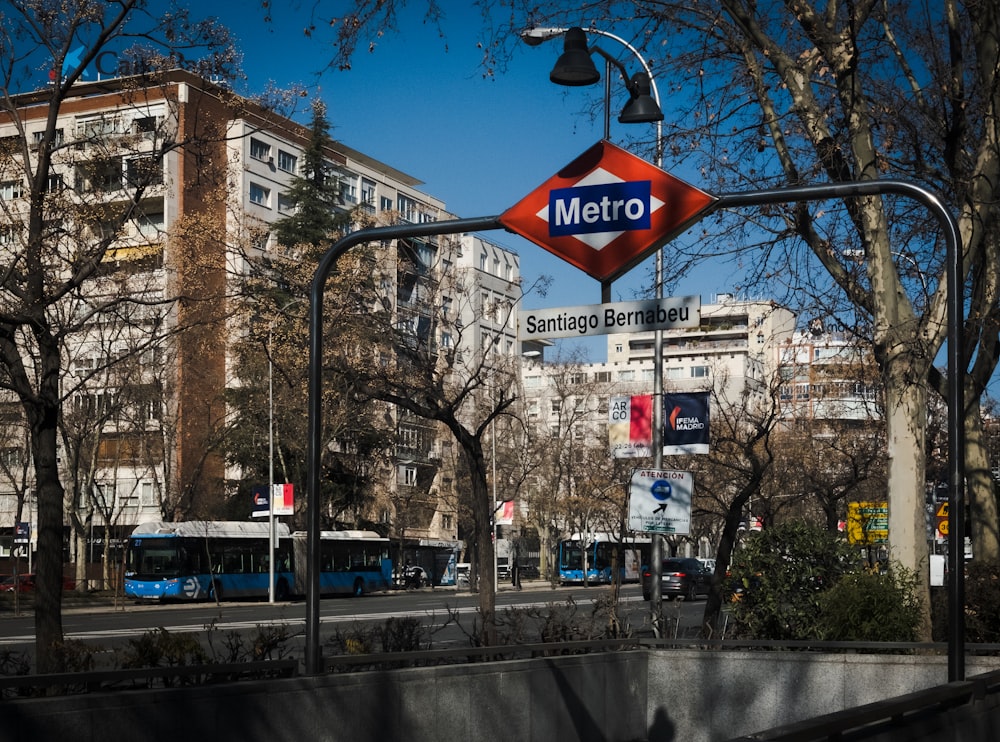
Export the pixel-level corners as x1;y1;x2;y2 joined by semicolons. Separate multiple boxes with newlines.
3;651;1000;742
646;651;1000;740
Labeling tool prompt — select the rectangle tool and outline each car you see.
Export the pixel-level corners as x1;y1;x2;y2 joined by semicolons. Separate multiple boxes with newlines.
641;557;713;601
0;573;77;593
699;558;717;573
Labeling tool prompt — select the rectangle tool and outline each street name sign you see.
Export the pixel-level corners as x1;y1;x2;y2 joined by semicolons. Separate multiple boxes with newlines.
500;140;717;282
518;295;701;341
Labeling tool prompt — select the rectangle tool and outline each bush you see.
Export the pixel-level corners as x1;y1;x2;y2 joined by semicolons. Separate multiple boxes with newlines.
727;521;859;640
120;627;208;669
816;567;922;642
963;561;1000;642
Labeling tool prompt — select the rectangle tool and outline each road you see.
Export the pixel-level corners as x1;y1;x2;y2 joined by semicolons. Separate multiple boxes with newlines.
0;582;710;656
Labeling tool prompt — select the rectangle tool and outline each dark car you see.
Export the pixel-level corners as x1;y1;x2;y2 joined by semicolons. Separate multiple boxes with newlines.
641;557;713;601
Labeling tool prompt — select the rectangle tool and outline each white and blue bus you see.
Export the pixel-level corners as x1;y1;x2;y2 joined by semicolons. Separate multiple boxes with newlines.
124;521;392;601
556;533;651;585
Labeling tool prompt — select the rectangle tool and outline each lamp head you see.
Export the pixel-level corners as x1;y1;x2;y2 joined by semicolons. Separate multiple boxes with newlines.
549;27;600;86
618;72;663;123
519;27;568;47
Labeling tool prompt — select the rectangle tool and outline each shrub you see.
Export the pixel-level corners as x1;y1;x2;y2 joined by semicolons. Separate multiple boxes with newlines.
120;627;208;669
963;562;1000;642
727;521;859;640
816;566;922;642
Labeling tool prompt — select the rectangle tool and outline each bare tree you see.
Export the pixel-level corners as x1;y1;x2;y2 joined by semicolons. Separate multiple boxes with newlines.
0;2;240;671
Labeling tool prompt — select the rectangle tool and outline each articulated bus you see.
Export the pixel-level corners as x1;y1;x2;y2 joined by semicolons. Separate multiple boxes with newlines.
124;521;391;601
556;533;651;585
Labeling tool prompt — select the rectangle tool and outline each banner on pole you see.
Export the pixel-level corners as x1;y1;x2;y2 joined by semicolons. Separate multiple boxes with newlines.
663;391;710;455
251;483;295;517
609;391;711;457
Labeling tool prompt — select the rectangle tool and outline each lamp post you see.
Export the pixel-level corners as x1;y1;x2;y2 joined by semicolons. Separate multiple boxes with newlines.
521;24;667;635
267;299;301;604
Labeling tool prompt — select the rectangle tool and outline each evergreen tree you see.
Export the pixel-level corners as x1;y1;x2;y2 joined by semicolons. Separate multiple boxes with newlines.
272;100;345;249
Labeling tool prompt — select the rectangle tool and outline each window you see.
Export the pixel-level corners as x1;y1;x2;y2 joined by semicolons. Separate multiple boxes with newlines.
277;192;295;213
135;210;164;240
401;465;417;487
397;194;417;221
133;116;157;136
46;173;65;192
480;252;488;271
277;149;297;173
249;137;271;161
380;196;393;211
594;371;611;383
126;156;162;186
691;366;710;378
666;367;686;380
441;331;452;348
249;182;270;206
32;128;63;148
82;157;122;192
570;372;587;385
550;399;562;414
0;180;23;200
619;370;635;381
527;400;539;417
361;178;376;204
338;174;357;203
140;482;157;507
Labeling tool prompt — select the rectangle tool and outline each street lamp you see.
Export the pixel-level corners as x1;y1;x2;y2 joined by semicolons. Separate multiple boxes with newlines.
521;24;667;633
267;298;302;603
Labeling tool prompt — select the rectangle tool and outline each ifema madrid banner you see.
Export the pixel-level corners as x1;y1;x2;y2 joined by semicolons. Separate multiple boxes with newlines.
609;391;710;457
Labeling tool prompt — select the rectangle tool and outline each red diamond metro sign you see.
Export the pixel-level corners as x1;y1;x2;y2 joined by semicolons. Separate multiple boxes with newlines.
500;140;717;283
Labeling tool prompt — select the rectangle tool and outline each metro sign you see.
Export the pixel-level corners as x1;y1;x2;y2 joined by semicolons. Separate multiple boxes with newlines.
501;140;717;282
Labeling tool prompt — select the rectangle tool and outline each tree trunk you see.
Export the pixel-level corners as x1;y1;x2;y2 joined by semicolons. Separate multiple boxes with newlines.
29;409;66;673
964;390;1000;563
884;374;933;640
460;438;496;646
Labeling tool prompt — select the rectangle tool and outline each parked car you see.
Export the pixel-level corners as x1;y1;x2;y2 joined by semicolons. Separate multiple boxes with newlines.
0;573;77;593
641;557;713;601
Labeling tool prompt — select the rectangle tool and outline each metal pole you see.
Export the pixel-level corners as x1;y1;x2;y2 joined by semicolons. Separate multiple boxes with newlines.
306;215;504;675
268;332;275;605
714;180;965;680
586;23;666;636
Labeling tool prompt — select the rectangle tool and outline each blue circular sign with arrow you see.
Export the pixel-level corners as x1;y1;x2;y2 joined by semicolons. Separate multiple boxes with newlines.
650;479;672;512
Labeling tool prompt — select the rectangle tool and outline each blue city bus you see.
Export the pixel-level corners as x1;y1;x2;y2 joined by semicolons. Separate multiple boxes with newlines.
293;530;393;597
124;521;392;601
556;533;651;585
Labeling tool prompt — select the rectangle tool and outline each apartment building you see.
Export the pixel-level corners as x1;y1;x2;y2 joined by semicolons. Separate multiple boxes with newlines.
0;70;514;562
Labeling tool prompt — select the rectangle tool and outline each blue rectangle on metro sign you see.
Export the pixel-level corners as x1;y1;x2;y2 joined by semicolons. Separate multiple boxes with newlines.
549;180;652;236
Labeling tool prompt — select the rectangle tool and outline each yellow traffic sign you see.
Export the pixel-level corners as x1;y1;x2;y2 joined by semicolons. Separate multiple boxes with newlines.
938;517;949;536
937;502;949;518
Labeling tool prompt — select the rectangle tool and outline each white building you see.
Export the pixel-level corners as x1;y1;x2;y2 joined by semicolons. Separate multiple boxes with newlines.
0;70;515;566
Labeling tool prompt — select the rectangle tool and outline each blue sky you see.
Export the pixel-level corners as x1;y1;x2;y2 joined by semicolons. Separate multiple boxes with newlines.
211;2;736;362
